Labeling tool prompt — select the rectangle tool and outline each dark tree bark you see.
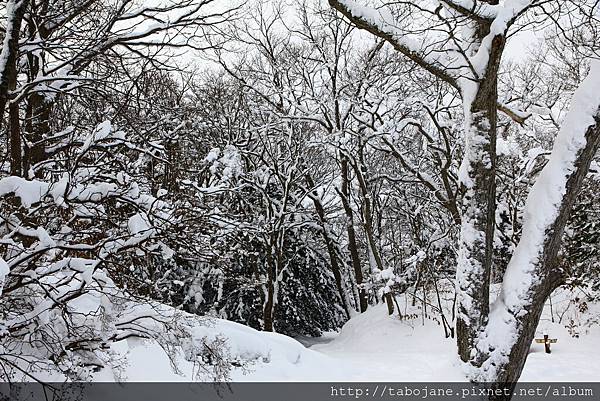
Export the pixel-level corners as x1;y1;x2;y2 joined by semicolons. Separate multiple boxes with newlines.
24;91;51;175
0;0;29;176
8;101;22;176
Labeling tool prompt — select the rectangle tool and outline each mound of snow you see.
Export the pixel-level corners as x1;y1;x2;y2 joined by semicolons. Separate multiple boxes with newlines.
96;313;350;382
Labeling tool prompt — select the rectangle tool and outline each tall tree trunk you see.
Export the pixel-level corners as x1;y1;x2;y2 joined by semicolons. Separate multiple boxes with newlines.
23;2;88;176
339;156;368;312
0;0;28;176
455;27;504;365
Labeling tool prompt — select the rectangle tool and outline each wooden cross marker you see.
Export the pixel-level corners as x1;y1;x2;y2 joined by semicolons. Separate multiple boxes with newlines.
535;333;557;354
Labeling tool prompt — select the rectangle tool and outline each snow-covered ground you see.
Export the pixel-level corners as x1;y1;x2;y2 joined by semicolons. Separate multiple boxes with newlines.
309;303;600;382
99;286;600;382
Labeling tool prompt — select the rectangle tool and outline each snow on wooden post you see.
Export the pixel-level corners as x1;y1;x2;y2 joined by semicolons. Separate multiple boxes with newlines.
535;333;557;354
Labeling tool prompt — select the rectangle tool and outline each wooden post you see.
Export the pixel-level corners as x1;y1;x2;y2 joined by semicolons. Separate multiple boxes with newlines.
544;334;551;354
534;333;557;354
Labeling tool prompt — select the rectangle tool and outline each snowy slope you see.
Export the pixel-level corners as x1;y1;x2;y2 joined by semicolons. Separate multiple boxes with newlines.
85;287;599;382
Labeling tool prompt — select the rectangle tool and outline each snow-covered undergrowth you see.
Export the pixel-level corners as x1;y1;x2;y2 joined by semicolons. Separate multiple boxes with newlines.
62;285;599;383
8;299;347;382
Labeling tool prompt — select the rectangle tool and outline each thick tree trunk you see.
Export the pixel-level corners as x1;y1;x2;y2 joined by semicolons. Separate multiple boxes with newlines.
456;30;505;365
487;278;561;400
0;0;27;120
